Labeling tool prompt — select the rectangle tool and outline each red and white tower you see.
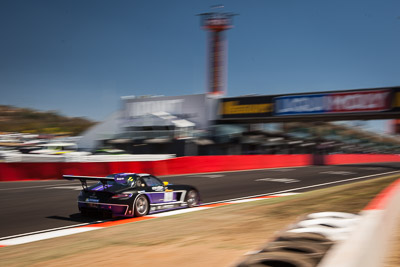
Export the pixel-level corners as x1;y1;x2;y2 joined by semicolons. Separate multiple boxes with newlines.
199;8;236;95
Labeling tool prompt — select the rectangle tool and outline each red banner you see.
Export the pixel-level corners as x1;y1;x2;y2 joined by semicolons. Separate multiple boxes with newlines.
329;90;390;113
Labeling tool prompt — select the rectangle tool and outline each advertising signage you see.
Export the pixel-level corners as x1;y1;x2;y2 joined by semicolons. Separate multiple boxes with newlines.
219;87;400;123
274;90;391;116
392;87;400;112
220;96;274;118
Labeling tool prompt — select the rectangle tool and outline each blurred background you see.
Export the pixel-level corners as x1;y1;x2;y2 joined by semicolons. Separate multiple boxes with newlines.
1;0;400;162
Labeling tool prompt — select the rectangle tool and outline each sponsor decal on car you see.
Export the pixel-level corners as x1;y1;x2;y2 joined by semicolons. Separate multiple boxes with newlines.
152;186;164;192
92;184;112;191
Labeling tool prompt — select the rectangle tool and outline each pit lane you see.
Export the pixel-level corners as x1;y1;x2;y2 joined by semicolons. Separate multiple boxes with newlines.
0;162;399;238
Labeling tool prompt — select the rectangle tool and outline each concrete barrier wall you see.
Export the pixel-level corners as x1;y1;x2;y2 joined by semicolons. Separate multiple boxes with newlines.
1;154;400;181
325;154;400;165
153;155;311;175
0;155;311;181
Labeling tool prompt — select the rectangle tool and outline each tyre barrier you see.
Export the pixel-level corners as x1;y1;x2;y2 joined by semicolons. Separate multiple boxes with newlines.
235;212;360;267
318;179;400;267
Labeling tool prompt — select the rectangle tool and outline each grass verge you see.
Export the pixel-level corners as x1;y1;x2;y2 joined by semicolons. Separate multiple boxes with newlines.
1;174;399;267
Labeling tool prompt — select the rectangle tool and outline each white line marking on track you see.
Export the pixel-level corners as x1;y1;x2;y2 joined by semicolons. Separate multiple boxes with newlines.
320;171;355;175
191;174;225;178
204;174;225;178
269;169;296;172
359;167;384;170
0;227;101;246
0;222;99;241
255;178;299;183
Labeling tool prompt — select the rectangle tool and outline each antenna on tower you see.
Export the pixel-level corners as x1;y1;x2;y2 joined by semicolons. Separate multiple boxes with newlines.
211;4;224;9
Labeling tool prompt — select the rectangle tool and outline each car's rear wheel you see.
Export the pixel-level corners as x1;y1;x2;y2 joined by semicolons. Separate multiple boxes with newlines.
134;195;149;217
185;190;199;208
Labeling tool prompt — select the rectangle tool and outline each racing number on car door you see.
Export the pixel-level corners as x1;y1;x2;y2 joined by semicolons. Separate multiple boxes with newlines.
164;191;173;202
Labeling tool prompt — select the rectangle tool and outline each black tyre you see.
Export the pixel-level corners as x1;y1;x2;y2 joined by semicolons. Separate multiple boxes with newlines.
261;240;327;263
185;190;199;208
276;232;333;249
238;251;315;267
134;195;149;217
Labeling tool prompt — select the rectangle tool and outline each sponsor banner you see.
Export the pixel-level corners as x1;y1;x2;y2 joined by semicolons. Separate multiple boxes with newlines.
219;96;274;118
274;94;326;115
329;90;391;112
274;90;391;116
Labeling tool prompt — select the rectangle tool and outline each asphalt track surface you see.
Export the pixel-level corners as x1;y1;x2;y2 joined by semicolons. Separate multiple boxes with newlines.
1;162;400;239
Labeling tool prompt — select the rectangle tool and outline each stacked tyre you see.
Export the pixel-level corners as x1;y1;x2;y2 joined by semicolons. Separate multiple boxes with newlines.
236;212;360;267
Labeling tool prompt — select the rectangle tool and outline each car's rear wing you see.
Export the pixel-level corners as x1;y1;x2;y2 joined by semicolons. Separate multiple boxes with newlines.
63;175;114;190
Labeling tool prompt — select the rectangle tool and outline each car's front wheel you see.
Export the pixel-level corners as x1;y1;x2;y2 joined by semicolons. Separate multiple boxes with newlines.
185;190;199;208
134;195;149;217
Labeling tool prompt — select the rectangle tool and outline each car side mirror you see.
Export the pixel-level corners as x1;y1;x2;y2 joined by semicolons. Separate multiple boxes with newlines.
163;181;169;186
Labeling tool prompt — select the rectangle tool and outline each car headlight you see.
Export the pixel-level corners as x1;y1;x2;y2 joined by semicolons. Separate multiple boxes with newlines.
111;193;133;199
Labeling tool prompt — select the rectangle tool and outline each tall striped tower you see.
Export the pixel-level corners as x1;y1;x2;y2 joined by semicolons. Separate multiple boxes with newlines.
199;7;236;95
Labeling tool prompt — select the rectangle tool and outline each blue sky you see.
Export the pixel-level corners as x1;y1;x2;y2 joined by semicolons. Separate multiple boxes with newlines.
1;0;399;133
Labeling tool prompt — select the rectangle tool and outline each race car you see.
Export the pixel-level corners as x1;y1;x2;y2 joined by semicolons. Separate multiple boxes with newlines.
63;173;200;218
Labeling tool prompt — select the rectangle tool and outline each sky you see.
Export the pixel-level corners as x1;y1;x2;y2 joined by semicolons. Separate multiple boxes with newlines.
1;0;400;133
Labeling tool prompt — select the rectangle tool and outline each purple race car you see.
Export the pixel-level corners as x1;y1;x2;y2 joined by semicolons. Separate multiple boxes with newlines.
64;173;200;217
